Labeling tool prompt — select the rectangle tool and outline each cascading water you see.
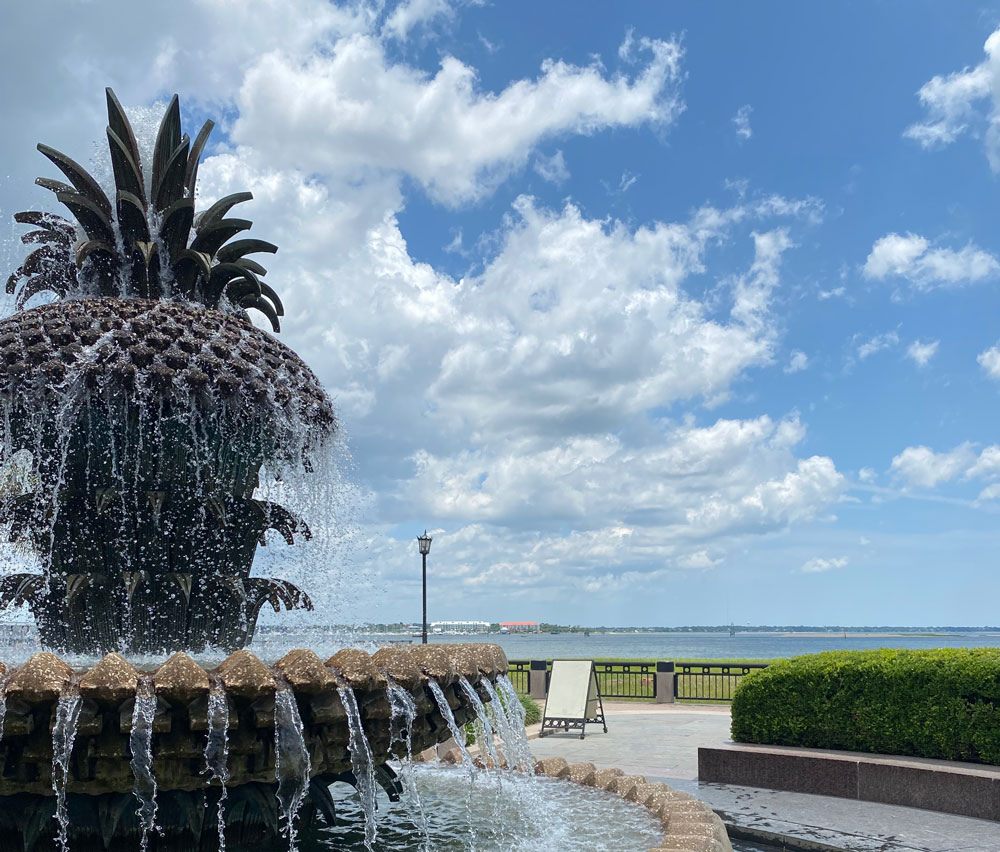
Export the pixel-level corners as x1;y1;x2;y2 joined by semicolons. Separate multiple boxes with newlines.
338;683;379;851
426;679;475;774
204;683;231;851
386;681;429;848
129;679;159;852
0;672;8;749
427;678;480;852
458;677;501;769
51;691;82;852
496;675;535;771
274;688;311;851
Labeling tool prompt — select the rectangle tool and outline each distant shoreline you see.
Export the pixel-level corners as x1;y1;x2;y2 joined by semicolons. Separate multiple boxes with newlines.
779;632;996;638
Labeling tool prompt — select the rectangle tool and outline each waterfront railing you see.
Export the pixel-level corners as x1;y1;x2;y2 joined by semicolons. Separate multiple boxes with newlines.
507;659;769;703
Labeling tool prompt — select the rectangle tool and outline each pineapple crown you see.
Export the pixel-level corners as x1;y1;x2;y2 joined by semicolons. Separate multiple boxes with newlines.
7;88;283;331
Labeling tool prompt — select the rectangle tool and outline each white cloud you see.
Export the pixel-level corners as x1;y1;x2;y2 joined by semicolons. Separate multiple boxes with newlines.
978;343;1000;380
856;331;899;360
730;228;793;330
904;29;1000;170
534;149;570;184
890;443;977;488
733;104;753;140
800;556;848;574
407;414;844;545
863;233;999;289
232;31;685;204
383;0;458;42
619;171;638;192
858;467;877;483
906;339;939;367
889;441;1000;497
818;286;847;301
965;445;1000;481
0;2;847;619
784;350;808;373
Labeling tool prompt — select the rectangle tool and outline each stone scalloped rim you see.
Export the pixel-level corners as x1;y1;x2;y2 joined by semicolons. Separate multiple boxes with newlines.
485;756;733;852
0;643;509;798
3;643;509;706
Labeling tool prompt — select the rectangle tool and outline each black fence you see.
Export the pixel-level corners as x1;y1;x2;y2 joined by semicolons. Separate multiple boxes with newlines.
507;660;530;694
507;659;768;702
674;662;769;702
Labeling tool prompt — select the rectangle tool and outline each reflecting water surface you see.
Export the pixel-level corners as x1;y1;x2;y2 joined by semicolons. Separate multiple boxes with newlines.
301;765;663;851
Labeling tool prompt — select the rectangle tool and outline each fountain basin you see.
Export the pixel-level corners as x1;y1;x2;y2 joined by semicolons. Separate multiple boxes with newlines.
0;643;508;850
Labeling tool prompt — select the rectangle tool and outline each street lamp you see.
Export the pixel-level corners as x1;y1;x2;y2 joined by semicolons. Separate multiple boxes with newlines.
417;530;432;644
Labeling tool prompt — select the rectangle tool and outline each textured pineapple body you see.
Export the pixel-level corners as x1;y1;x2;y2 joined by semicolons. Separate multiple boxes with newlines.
0;298;334;654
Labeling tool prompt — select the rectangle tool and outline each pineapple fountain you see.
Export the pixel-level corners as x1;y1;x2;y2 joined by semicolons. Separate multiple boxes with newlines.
0;89;731;852
0;89;526;851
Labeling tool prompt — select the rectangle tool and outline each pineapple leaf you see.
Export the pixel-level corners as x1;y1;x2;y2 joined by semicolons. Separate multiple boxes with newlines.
37;143;112;218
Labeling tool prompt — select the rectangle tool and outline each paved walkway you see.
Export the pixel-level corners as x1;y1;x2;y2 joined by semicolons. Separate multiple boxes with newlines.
526;702;1000;852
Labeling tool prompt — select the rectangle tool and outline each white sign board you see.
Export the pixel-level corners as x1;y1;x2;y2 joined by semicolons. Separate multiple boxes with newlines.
539;660;607;739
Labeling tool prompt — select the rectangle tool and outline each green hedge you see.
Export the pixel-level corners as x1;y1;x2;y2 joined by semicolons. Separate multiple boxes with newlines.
518;691;542;726
730;648;1000;765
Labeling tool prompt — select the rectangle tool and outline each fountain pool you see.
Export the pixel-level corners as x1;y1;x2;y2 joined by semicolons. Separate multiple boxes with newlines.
311;765;665;851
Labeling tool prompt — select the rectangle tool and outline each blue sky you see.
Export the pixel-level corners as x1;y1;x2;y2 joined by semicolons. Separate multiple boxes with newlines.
4;1;1000;627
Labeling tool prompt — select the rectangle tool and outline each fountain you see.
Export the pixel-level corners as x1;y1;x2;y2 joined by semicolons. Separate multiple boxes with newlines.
0;89;731;852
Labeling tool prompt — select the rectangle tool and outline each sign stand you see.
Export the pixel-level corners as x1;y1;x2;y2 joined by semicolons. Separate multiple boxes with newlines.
538;659;608;739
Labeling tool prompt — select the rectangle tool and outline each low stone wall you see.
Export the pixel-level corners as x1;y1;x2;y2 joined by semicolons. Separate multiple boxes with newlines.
699;742;1000;822
532;758;731;852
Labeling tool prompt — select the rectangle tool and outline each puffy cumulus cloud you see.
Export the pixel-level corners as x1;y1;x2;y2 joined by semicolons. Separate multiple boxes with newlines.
0;0;372;218
359;417;844;606
426;199;802;438
800;556;848;574
977;342;1000;380
888;442;1000;492
382;0;462;42
174;140;834;597
863;233;1000;289
890;443;977;489
232;31;684;204
906;339;939;367
890;441;1000;500
904;29;1000;169
0;1;841;616
406;415;842;536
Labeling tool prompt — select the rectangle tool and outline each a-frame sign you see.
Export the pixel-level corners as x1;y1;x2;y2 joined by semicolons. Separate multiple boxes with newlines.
538;659;608;739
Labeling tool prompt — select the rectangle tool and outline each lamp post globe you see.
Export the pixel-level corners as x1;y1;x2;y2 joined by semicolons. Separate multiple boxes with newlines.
417;531;432;644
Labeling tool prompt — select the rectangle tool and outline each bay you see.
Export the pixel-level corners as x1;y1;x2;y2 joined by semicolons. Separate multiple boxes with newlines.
403;631;1000;661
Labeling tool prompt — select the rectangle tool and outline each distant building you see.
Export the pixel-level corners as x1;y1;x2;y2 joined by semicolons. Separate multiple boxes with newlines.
499;621;539;633
429;620;490;634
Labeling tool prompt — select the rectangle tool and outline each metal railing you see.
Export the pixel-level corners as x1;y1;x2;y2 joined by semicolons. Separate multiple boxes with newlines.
594;661;657;699
507;658;768;702
674;662;769;702
506;660;530;694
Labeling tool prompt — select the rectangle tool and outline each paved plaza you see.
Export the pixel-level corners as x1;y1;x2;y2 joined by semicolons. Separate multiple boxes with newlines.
526;702;1000;852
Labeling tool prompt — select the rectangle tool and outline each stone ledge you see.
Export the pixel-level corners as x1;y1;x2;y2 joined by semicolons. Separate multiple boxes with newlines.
698;742;1000;822
535;757;732;852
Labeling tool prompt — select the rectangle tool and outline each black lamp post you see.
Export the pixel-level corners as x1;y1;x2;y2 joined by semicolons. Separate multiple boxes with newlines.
417;530;432;644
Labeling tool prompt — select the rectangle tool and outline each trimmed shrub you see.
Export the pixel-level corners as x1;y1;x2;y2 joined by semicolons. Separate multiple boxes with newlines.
730;648;1000;765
